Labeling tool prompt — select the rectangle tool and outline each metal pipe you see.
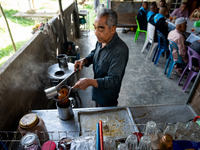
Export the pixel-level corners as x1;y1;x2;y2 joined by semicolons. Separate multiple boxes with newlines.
56;69;79;88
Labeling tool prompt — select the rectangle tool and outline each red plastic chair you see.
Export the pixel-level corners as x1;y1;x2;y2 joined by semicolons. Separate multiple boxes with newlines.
178;47;200;92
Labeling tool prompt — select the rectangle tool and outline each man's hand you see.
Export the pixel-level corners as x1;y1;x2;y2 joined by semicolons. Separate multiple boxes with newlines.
73;78;98;90
74;58;87;71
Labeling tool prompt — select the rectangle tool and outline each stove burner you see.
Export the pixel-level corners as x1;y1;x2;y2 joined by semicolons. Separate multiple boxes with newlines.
54;71;65;77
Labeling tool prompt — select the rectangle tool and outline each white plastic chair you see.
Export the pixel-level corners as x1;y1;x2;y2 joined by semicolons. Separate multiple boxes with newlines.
141;23;158;59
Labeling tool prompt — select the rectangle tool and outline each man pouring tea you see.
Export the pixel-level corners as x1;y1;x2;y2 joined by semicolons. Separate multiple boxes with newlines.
73;8;129;107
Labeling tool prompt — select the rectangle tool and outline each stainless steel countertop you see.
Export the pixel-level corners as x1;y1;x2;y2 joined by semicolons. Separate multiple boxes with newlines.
31;104;196;136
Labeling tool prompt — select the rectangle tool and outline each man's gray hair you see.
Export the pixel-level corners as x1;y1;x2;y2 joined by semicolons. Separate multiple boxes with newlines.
96;8;118;27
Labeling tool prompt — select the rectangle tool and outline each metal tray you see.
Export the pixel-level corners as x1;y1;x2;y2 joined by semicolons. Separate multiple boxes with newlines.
77;107;139;137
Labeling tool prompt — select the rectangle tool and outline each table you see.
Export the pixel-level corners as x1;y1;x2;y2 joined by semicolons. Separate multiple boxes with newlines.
167;19;200;43
186;33;200;43
167;19;196;33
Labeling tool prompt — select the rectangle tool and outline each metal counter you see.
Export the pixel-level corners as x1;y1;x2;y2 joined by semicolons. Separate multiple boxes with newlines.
31;104;197;140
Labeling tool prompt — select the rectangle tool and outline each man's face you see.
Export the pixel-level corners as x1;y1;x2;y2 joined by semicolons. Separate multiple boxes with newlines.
153;7;157;13
180;22;187;32
180;4;187;12
143;3;148;10
160;1;164;7
94;16;116;44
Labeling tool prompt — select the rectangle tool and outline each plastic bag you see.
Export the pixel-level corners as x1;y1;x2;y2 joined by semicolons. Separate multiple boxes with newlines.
70;136;95;150
173;140;200;150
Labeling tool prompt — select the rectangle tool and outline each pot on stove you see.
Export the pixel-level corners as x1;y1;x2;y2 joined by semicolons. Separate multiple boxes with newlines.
47;54;77;87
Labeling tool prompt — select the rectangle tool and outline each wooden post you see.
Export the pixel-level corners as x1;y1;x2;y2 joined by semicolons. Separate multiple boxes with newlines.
58;0;68;44
0;3;17;52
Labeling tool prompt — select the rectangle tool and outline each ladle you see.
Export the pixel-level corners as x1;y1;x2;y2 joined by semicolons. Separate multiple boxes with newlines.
44;69;79;99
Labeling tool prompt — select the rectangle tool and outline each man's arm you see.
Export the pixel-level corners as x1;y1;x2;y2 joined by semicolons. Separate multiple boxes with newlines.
178;35;188;63
73;78;98;90
170;9;178;17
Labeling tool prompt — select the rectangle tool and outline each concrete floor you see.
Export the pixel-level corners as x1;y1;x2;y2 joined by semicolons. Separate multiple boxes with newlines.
76;29;190;108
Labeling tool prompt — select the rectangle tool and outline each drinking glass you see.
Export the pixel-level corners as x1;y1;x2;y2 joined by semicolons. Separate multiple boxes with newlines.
176;134;188;140
175;122;187;140
104;137;116;150
190;133;200;142
145;121;157;136
125;134;138;150
117;143;127;150
169;16;173;22
163;125;175;139
138;136;151;150
100;115;109;132
191;28;195;32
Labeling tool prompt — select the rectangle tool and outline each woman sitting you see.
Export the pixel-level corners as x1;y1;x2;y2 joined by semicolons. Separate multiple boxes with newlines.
189;5;200;20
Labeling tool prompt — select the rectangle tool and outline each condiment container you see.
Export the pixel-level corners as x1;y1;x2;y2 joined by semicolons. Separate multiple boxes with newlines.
42;140;56;150
159;134;173;150
18;113;49;144
20;133;41;150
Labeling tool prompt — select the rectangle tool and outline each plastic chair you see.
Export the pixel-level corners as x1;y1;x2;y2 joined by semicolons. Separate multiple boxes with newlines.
134;16;147;42
164;40;185;78
178;47;200;92
152;30;169;65
141;23;158;59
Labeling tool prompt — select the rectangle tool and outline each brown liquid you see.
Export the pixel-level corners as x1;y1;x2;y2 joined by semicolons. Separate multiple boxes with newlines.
57;87;70;107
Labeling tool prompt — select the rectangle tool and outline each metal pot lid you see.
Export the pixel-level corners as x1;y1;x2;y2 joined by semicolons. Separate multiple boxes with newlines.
47;62;74;80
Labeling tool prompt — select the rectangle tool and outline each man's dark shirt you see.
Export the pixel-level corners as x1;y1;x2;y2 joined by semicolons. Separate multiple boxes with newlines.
137;7;147;30
147;11;156;25
155;18;168;38
154;14;168;42
149;14;156;25
85;32;129;106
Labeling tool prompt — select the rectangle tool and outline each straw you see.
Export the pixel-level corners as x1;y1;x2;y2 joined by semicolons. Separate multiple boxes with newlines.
99;120;104;150
96;122;100;150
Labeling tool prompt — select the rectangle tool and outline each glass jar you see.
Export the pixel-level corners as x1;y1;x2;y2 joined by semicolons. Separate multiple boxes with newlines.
18;113;49;144
20;133;41;150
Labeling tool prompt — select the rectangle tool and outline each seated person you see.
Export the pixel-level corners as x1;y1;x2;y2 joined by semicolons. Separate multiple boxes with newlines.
154;7;169;39
147;3;157;25
170;2;188;18
137;2;148;30
168;17;188;75
189;40;200;70
189;5;200;20
157;0;169;18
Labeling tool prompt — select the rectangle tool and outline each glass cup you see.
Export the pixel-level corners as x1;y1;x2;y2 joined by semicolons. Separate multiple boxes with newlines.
169;16;173;22
138;136;151;150
100;115;109;132
125;134;138;150
104;137;116;150
163;125;176;139
117;143;127;150
190;133;200;142
174;122;187;140
176;134;188;140
191;28;195;32
186;122;200;133
145;121;157;136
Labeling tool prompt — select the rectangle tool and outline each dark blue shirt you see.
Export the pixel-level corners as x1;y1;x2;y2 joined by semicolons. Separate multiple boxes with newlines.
137;7;147;30
154;13;168;38
85;32;129;106
147;11;156;25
